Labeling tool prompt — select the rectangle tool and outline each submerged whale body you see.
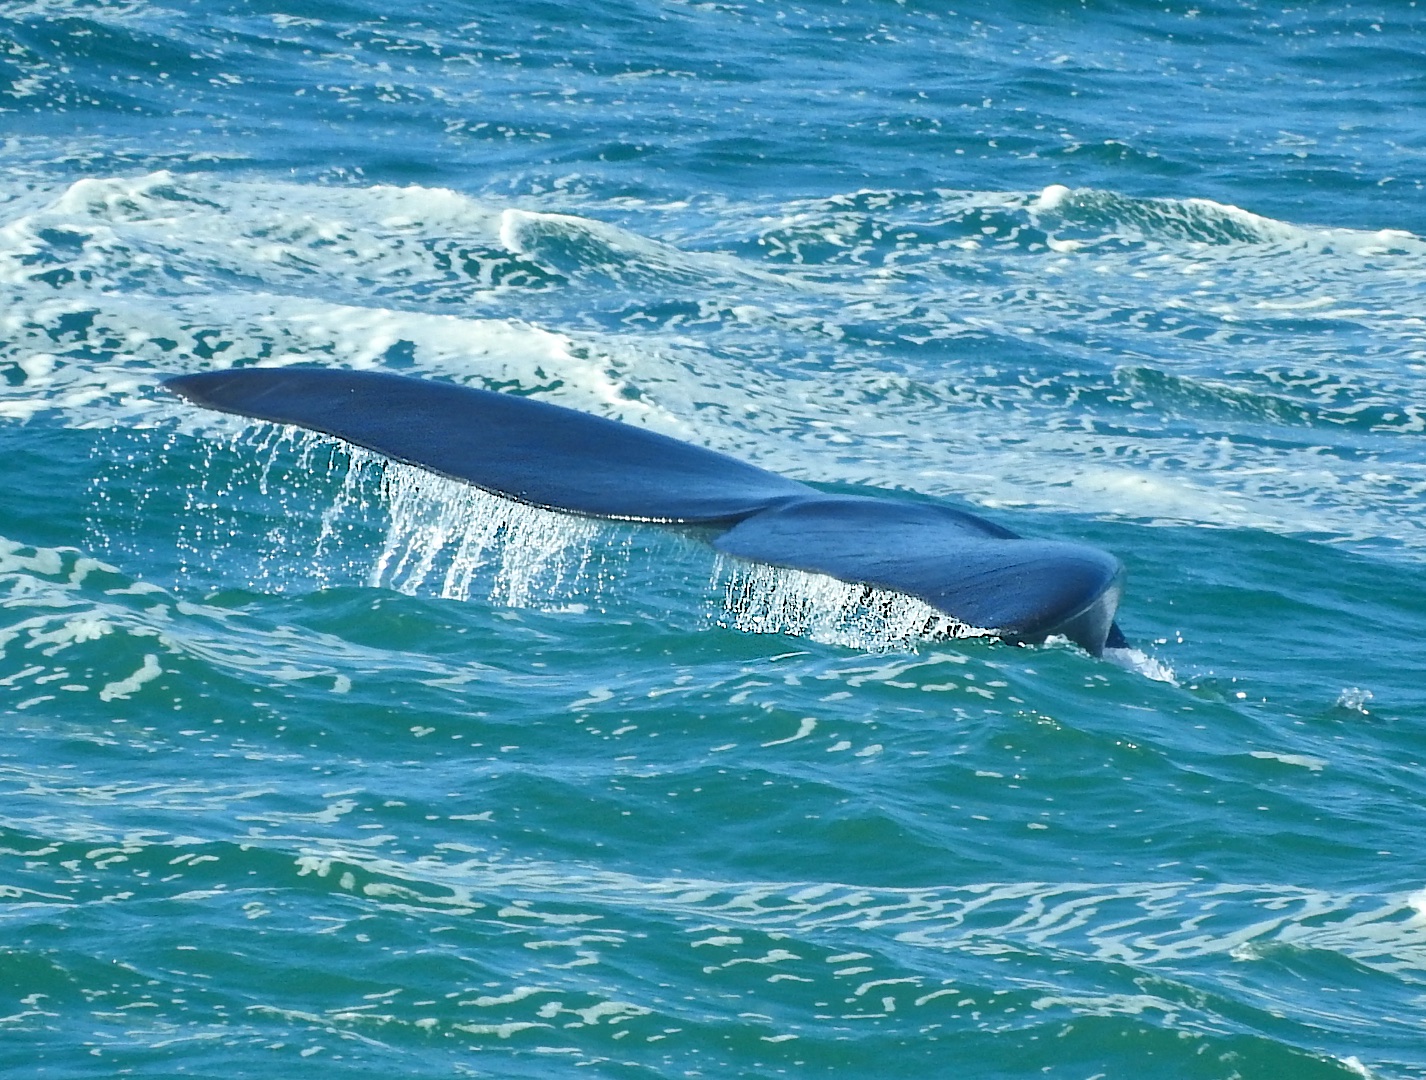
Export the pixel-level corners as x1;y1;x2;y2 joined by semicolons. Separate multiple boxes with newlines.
164;367;1128;655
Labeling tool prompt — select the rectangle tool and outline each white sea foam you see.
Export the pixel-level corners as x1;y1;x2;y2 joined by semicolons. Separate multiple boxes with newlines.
1250;750;1328;772
7;170;1426;559
98;653;162;701
1336;687;1373;713
1104;646;1176;685
0;171;669;428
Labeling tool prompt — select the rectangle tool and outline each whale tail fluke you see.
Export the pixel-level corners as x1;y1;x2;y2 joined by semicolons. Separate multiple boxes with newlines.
164;367;1127;655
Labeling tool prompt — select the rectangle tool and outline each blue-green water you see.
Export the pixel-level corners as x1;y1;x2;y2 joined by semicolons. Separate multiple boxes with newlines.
3;2;1426;1076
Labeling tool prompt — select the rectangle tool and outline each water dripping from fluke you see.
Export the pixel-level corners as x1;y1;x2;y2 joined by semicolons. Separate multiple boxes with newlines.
161;367;1129;655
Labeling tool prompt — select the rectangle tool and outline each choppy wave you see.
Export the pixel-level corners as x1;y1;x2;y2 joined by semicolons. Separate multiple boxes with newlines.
6;2;1426;1077
2;778;1420;1074
4;170;1424;559
1031;184;1426;255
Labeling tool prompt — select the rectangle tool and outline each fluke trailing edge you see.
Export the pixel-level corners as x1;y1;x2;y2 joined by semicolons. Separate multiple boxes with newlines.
164;367;1128;654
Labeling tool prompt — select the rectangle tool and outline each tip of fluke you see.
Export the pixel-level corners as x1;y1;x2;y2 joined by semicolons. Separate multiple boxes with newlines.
161;371;201;398
162;369;286;416
160;366;1130;657
1017;570;1125;657
163;370;235;412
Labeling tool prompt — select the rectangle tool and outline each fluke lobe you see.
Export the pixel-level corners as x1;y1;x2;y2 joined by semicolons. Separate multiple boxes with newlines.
164;367;1128;654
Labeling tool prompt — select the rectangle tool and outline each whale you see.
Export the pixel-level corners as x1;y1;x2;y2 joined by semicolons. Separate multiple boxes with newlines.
163;367;1128;655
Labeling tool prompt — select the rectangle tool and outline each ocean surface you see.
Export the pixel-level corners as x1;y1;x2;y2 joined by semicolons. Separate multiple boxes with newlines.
3;1;1426;1076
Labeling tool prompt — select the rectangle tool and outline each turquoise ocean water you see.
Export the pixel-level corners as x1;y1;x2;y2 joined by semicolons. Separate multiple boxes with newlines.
3;1;1426;1076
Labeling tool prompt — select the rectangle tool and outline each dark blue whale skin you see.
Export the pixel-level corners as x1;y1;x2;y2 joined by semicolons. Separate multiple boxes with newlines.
164;367;1128;655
